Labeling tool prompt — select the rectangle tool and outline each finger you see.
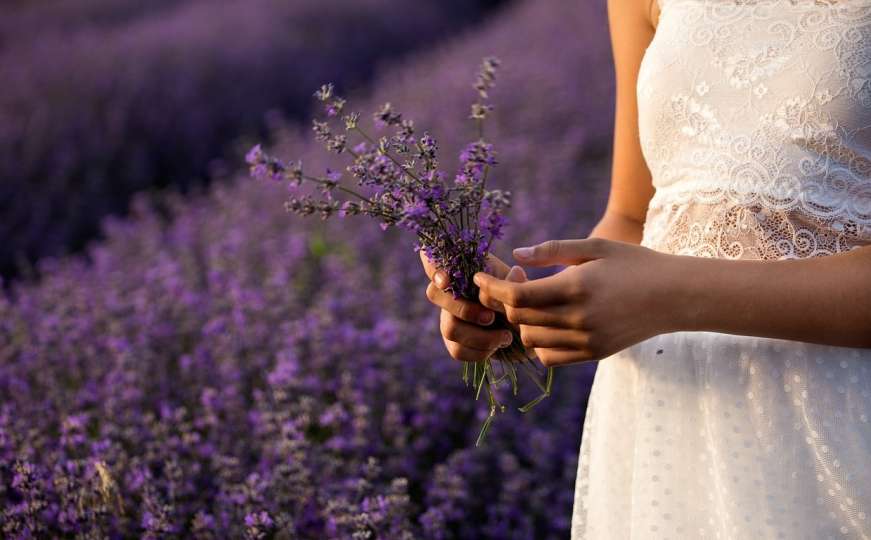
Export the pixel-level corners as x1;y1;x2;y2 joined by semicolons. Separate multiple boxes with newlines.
443;336;493;363
417;250;451;290
440;309;513;350
433;269;450;290
420;249;479;291
535;347;596;368
474;271;568;308
437;254;514;301
422;251;511;290
504;304;580;328
512;238;614;267
426;282;496;325
485;254;512;279
485;265;530;315
504;264;527;283
519;324;589;349
419;248;437;279
475;264;523;312
499;265;544;323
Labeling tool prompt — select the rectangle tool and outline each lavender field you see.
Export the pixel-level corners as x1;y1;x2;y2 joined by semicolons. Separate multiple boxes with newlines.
0;0;614;538
0;0;505;278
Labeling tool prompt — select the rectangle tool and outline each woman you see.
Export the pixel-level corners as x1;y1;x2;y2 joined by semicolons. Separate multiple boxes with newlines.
421;0;871;537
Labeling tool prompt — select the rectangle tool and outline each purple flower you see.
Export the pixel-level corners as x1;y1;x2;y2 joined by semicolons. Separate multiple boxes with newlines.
245;144;264;166
244;511;273;540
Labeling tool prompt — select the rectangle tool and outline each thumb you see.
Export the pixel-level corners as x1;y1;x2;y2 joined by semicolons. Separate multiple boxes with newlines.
504;264;528;283
512;238;611;267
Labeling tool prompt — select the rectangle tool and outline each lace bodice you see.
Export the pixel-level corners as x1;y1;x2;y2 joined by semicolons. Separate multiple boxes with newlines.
638;0;871;259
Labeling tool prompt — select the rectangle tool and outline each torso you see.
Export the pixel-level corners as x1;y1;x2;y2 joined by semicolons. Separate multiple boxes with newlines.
637;0;871;259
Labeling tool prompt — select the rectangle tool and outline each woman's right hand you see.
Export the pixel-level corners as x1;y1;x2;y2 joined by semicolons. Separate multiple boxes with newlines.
420;250;519;362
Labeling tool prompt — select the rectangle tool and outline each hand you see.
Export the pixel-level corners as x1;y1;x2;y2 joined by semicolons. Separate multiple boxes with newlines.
420;250;519;362
473;238;682;367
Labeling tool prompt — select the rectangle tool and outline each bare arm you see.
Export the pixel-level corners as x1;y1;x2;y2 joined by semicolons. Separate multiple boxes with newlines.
589;0;659;245
671;248;871;348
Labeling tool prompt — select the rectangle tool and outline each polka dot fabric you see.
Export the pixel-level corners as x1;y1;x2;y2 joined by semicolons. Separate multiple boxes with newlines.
572;332;871;539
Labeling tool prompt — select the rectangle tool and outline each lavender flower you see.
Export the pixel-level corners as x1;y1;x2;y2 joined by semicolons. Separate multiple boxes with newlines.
244;511;274;540
247;57;554;445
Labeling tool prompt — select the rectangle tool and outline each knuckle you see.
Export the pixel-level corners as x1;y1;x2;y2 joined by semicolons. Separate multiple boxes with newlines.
457;302;476;322
569;310;585;329
439;313;449;334
588;237;606;252
539;240;560;259
478;292;496;311
585;337;601;359
442;320;460;342
446;341;464;362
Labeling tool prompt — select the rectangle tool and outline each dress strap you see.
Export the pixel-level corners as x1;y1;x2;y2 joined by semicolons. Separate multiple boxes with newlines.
651;0;667;20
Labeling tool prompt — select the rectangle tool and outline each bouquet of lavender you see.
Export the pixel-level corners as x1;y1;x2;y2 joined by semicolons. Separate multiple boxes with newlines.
246;57;553;445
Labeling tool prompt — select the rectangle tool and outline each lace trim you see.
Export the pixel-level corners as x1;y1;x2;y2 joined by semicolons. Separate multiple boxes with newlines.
648;177;871;224
659;0;863;7
643;198;871;259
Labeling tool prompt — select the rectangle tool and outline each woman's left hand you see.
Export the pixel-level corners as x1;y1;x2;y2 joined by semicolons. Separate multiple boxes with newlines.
473;237;684;367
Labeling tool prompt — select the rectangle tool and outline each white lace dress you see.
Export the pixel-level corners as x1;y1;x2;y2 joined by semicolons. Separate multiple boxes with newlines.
571;1;871;538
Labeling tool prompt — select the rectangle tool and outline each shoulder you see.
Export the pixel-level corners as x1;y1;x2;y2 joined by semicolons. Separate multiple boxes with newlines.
648;0;661;31
607;0;660;32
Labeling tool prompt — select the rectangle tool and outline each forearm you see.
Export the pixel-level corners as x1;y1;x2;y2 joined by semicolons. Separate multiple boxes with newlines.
589;210;645;245
669;246;871;348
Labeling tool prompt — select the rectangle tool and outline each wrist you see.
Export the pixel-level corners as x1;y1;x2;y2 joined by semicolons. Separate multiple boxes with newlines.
656;252;711;334
590;211;644;245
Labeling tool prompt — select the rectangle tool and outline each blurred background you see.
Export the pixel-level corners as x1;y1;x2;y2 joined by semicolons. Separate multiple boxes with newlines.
0;0;615;538
0;0;508;279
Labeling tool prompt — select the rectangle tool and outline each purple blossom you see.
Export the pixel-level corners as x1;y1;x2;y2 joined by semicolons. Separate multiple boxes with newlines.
244;511;273;540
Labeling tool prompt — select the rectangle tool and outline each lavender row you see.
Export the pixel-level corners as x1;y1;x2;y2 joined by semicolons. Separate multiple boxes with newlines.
0;0;614;537
0;0;506;279
0;0;187;46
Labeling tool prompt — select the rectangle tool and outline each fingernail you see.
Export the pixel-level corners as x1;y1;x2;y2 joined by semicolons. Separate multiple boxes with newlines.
505;265;523;281
513;246;533;260
478;311;495;325
434;272;447;289
473;273;483;286
500;332;513;347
